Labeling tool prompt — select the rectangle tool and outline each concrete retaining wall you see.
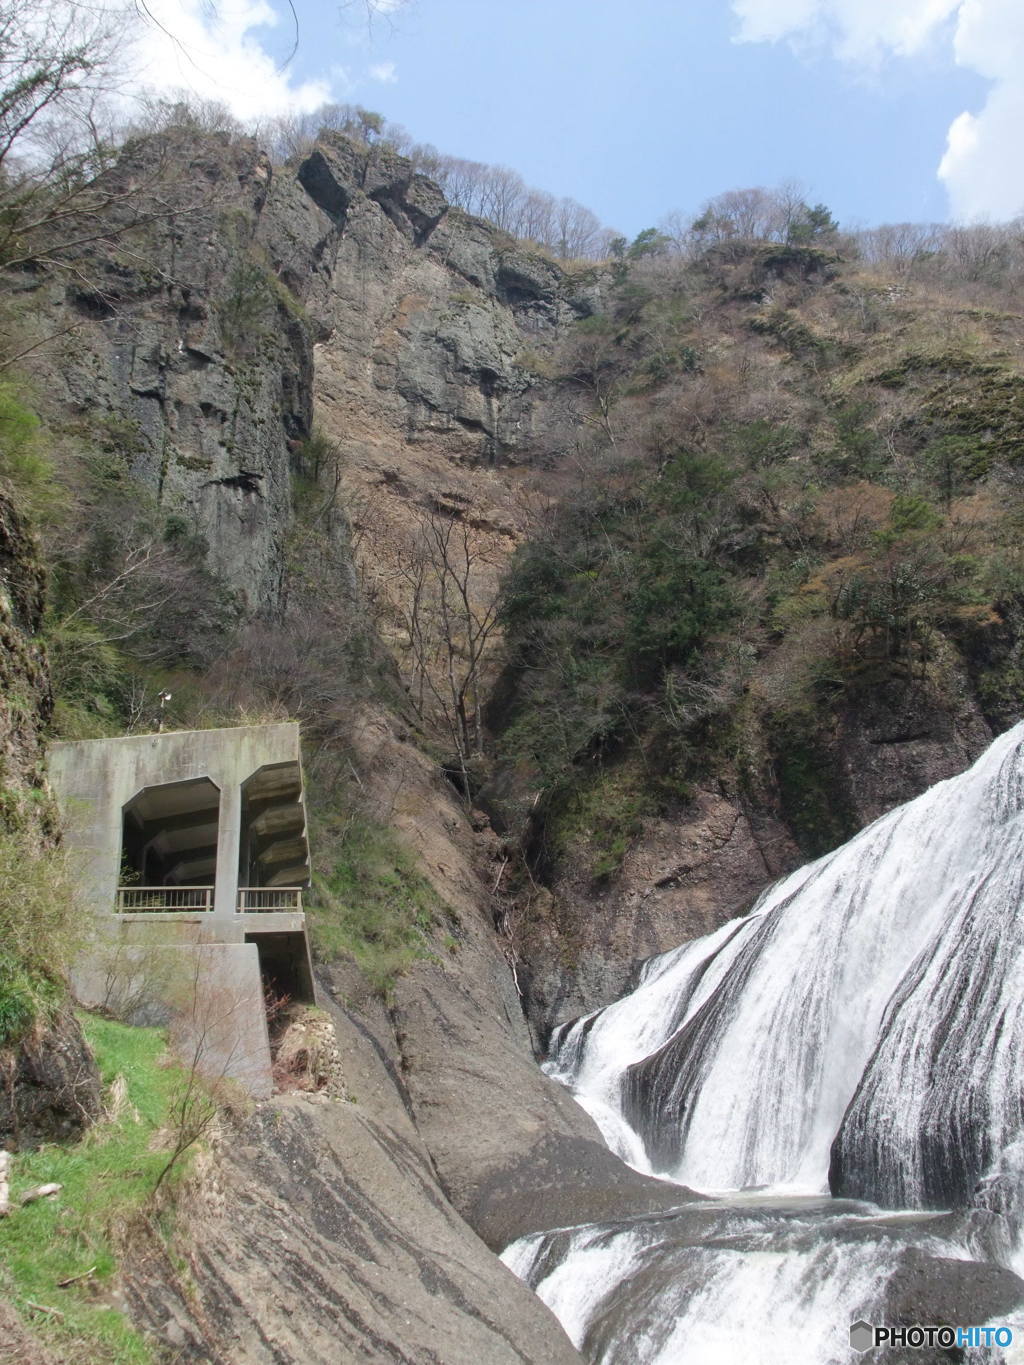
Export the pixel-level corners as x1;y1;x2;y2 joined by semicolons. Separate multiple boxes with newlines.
74;939;273;1098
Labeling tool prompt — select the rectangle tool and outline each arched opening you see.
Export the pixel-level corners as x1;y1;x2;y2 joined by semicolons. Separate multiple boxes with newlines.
238;762;313;1007
245;930;314;1005
238;762;309;897
119;777;220;912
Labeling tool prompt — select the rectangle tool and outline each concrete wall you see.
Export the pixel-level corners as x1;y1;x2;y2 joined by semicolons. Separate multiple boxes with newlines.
50;724;312;1097
75;937;273;1098
49;723;306;925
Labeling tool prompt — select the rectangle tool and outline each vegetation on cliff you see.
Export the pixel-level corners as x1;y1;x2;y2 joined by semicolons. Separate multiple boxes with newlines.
1;1016;200;1364
494;205;1024;873
0;825;82;1045
3;67;1024;988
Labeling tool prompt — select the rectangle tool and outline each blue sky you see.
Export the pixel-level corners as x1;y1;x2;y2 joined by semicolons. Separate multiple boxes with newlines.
133;0;1024;235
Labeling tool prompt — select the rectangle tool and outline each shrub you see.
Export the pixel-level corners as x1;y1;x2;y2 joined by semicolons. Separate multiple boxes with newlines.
218;256;275;356
0;826;84;1043
306;810;449;993
0;955;43;1045
0;382;55;519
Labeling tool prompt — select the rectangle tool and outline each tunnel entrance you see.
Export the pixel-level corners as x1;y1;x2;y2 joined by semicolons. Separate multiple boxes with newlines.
246;931;314;1007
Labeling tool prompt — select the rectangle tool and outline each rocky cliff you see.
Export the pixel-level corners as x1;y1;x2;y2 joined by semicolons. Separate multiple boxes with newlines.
0;492;50;799
24;129;593;624
24;122;1013;1046
8;120;1023;1362
299;135;597;696
24;130;316;617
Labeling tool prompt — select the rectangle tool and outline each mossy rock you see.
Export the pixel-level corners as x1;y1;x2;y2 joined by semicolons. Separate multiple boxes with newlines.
871;349;999;388
922;372;1024;468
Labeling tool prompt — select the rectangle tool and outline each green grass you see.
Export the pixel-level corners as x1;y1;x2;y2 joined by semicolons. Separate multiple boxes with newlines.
0;956;61;1048
307;811;451;992
0;827;86;1046
1;1014;191;1363
543;761;655;883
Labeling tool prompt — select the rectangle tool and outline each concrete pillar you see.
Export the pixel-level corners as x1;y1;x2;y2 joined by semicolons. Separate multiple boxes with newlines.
213;781;241;922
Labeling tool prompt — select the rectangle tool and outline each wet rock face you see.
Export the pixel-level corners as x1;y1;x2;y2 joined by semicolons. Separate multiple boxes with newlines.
517;666;995;1032
835;676;992;827
519;789;803;1030
0;1007;101;1150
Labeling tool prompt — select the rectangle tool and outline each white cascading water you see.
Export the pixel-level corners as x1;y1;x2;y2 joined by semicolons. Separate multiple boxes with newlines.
504;1202;1001;1365
502;723;1024;1363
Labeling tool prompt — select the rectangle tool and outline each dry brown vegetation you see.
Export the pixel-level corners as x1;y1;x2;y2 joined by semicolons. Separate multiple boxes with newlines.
493;219;1024;866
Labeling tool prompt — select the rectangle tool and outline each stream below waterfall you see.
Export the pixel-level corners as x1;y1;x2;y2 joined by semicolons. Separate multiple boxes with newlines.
502;723;1024;1363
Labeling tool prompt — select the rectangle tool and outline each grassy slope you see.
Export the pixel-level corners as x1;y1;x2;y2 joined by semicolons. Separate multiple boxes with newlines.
2;1015;191;1364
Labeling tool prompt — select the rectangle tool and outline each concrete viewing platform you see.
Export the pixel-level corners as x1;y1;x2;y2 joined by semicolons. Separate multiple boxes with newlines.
49;723;316;1096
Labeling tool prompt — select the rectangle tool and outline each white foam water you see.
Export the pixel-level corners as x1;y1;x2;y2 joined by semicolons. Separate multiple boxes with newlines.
503;723;1024;1362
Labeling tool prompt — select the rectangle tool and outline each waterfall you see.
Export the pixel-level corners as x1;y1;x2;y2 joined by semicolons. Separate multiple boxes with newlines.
504;1202;1007;1365
503;723;1024;1361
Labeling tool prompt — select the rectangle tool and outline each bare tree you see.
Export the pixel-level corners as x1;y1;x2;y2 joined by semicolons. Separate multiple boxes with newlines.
154;951;259;1192
562;320;622;451
0;10;264;378
0;1;122;171
554;196;602;260
400;506;500;793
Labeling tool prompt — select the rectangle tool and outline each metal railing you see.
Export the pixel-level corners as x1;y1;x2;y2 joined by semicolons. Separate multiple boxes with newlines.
237;887;303;914
116;886;214;913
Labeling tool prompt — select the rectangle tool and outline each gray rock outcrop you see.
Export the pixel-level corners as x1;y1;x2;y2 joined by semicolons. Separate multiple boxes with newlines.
0;1007;101;1150
126;1061;584;1363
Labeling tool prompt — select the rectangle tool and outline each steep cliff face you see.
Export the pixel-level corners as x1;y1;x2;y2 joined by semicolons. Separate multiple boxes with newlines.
0;492;49;796
301;135;596;684
319;709;694;1252
25;129;589;637
10;120;1022;1360
27;130;328;616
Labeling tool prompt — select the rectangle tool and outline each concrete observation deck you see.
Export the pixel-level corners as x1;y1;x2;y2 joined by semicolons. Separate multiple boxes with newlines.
49;723;316;1096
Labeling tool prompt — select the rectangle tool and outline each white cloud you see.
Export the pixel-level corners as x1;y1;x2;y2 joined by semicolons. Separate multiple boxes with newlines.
129;0;332;122
369;60;398;83
732;0;959;60
938;81;1024;218
731;0;1024;220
